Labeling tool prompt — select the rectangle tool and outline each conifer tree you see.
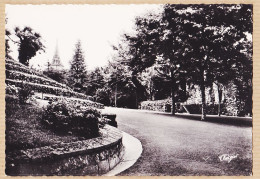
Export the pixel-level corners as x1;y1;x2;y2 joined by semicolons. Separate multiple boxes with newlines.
68;40;87;92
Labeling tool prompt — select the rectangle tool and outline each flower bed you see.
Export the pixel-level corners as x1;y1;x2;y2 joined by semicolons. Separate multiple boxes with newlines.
42;98;102;137
5;95;122;176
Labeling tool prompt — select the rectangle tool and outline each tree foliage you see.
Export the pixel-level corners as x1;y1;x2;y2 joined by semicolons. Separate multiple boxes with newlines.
43;4;251;117
107;57;137;108
68;40;87;92
5;17;13;60
183;4;253;118
43;69;67;85
109;14;162;108
85;67;106;96
14;26;45;66
108;4;252;117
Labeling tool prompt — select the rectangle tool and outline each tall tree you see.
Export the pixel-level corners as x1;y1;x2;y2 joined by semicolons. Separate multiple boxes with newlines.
85;67;105;96
117;8;190;113
109;4;252;117
14;27;45;66
122;14;162;108
68;40;87;92
151;5;192;115
225;5;253;116
5;17;13;60
107;56;136;108
186;4;252;118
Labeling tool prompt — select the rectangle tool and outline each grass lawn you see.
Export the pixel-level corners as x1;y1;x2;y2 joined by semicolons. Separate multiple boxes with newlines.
5;95;88;152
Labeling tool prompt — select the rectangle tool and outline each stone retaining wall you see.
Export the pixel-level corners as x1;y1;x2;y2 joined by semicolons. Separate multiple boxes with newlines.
6;125;123;176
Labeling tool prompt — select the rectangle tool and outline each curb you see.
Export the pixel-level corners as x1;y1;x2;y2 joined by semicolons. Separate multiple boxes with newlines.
103;132;142;176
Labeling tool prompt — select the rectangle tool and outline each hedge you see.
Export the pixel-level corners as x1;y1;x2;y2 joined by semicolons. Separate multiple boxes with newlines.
140;98;227;115
5;59;99;107
140;98;172;112
5;79;93;101
6;59;47;79
6;70;69;90
5;84;19;96
43;95;104;109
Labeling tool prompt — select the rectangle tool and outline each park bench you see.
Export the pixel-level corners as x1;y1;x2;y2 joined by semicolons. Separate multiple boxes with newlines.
101;113;118;128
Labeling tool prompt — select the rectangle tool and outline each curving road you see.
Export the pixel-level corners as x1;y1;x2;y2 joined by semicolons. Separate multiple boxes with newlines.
102;107;252;176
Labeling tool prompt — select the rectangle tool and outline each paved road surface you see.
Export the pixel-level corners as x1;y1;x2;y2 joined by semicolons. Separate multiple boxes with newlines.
102;107;252;176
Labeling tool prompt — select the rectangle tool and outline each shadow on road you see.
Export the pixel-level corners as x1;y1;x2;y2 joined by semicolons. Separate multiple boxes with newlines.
154;113;252;127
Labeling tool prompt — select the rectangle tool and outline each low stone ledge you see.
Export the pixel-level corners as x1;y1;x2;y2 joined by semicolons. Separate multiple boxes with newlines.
6;125;124;176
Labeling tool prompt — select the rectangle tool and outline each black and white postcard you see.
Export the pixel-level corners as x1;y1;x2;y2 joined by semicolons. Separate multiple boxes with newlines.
2;2;256;177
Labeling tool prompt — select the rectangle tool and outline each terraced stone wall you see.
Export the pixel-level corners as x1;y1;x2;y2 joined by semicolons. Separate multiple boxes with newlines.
5;59;92;100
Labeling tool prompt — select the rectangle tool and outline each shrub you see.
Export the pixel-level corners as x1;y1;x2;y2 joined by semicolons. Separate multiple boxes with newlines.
6;69;69;90
6;59;47;78
42;99;101;138
5;84;19;96
140;98;228;115
43;70;66;84
183;103;227;115
140;98;171;112
18;83;33;104
95;88;111;106
184;104;202;114
5;95;19;117
5;95;88;152
41;95;104;109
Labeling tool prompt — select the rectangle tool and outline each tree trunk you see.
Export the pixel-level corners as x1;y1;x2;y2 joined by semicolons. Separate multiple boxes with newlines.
171;70;176;115
200;70;206;120
136;89;138;109
115;83;117;107
217;84;222;116
149;80;153;100
131;74;147;108
218;100;221;116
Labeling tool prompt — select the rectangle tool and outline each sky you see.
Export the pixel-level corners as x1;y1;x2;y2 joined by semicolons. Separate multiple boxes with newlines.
6;4;162;70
